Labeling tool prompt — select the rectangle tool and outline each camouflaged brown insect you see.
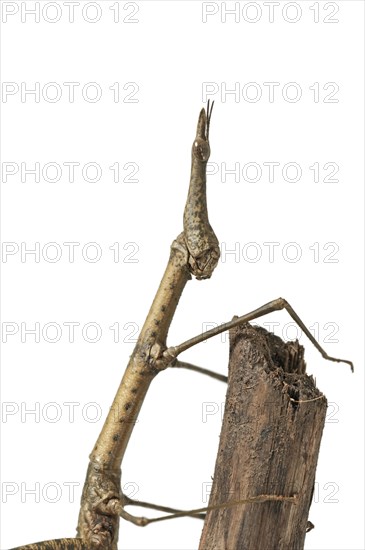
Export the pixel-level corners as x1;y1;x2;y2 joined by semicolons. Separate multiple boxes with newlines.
11;102;352;550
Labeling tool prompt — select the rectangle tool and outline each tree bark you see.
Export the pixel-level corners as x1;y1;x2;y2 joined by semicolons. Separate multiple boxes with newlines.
199;322;327;550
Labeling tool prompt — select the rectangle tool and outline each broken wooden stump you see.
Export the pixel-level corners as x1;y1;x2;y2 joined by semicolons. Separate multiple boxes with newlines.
199;322;327;550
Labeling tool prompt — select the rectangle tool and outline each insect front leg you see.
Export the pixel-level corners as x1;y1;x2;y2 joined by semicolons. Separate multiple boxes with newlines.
172;360;227;382
163;297;353;371
118;496;206;527
116;493;297;527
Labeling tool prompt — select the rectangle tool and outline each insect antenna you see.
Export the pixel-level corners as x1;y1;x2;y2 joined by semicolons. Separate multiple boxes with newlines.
206;99;214;141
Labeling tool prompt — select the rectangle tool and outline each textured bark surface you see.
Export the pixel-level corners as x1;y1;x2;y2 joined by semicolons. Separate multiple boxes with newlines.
199;322;327;550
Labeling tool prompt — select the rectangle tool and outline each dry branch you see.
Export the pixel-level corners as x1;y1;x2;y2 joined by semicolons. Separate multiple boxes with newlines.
199;322;327;550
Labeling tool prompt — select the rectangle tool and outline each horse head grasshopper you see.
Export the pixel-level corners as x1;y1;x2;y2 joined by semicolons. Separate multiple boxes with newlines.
11;102;352;550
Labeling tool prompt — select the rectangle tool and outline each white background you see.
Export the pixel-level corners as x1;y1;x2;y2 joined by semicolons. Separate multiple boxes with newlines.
0;1;364;549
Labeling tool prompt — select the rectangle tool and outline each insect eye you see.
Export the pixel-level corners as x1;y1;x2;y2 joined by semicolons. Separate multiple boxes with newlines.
193;139;210;161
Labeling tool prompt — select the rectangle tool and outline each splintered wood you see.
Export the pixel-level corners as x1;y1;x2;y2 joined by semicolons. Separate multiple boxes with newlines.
199;323;327;550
